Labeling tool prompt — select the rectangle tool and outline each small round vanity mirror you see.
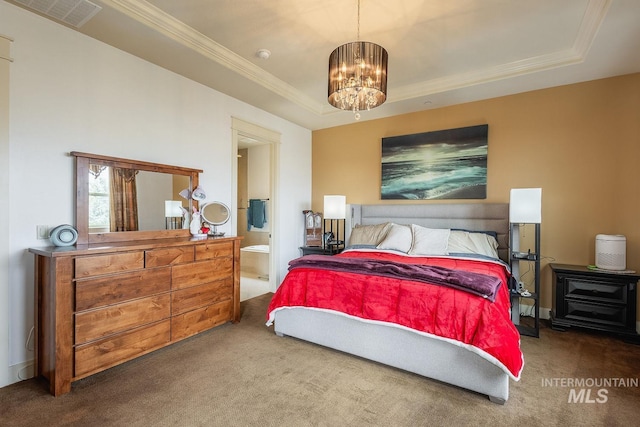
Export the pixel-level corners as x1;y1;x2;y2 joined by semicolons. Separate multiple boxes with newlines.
200;202;231;236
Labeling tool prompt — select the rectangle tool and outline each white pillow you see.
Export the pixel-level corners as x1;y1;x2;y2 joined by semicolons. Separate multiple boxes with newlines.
447;230;500;259
408;225;450;256
376;223;412;253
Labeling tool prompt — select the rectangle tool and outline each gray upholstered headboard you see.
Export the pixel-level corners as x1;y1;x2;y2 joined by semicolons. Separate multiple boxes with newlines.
346;203;510;262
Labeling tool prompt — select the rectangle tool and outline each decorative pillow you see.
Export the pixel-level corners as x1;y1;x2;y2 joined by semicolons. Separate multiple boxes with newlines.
376;223;412;253
447;230;500;259
408;225;450;256
452;228;498;240
348;222;391;246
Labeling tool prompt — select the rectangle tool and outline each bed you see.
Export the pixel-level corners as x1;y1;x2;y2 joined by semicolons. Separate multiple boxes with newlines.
266;203;523;404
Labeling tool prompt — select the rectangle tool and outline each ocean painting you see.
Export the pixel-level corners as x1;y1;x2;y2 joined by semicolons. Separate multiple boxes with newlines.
381;124;488;200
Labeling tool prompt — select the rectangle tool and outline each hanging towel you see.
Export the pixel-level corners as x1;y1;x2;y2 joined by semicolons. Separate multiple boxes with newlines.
248;199;266;229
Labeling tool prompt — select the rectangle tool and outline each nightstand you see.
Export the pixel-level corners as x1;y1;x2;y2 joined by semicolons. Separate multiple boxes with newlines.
299;245;342;256
550;263;640;343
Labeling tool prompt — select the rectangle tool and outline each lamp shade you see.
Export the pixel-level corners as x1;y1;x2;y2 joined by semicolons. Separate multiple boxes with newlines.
328;41;388;113
509;188;542;223
165;200;182;218
323;195;346;219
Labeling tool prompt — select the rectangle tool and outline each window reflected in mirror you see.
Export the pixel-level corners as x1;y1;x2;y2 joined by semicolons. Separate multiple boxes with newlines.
87;165;190;233
88;166;110;232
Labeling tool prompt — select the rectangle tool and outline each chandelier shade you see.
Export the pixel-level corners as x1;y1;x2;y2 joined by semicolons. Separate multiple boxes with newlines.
328;41;388;117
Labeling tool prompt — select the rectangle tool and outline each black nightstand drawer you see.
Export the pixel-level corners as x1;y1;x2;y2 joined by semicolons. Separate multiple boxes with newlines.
565;300;627;328
566;278;627;304
550;264;640;341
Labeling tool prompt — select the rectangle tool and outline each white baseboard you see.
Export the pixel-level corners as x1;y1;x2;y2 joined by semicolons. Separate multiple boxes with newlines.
540;306;551;320
9;360;34;384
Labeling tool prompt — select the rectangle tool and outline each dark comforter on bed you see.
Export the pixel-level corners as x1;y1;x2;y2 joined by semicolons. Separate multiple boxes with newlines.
267;250;524;379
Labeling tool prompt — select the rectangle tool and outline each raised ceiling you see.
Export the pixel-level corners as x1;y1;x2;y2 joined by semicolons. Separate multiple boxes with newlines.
7;0;640;130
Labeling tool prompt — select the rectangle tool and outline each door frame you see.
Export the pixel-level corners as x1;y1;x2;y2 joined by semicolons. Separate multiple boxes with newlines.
231;117;280;292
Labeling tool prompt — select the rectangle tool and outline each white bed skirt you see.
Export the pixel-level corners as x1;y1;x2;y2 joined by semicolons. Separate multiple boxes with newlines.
273;307;509;404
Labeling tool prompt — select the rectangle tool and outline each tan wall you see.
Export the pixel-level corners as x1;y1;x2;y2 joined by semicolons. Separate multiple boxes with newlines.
312;73;640;321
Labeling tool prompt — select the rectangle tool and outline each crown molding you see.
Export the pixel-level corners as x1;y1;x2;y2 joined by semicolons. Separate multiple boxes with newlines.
102;0;610;117
101;0;325;115
390;0;611;103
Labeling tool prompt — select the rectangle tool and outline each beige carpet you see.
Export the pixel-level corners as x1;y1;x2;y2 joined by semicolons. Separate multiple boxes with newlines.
1;293;639;426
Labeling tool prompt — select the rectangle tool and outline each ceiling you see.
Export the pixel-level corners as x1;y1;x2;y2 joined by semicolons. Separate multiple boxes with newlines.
7;0;640;130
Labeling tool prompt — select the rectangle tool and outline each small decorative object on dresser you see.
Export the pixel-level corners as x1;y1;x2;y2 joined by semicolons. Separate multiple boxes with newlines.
190;207;204;236
550;263;639;343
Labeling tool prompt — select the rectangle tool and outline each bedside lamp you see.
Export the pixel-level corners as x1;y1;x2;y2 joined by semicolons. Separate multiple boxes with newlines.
323;195;346;252
509;188;542;337
509;188;542;224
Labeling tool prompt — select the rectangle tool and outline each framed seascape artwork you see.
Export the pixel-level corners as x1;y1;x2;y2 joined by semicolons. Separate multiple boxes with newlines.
381;124;488;200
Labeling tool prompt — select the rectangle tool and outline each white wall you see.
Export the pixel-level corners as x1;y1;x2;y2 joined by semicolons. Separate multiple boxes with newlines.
0;31;12;389
248;144;271;201
248;143;271;233
0;2;311;388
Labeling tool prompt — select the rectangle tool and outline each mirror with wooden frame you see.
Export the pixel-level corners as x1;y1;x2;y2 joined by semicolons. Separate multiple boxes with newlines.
72;152;203;245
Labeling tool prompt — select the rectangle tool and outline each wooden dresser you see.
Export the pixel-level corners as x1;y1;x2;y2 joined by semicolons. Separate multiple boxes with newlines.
29;236;242;396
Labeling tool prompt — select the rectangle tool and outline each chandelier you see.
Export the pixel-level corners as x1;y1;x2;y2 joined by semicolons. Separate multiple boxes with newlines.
328;0;388;120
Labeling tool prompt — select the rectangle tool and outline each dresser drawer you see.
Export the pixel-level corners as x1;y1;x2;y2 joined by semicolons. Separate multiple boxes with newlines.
75;267;171;311
171;278;233;316
75;251;144;278
565;300;627;328
145;246;194;267
565;277;627;304
171;257;233;290
171;300;233;341
75;294;171;345
75;320;171;378
195;241;233;260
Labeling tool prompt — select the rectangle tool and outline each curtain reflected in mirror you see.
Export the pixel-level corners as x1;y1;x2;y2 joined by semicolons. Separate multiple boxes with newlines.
110;168;139;232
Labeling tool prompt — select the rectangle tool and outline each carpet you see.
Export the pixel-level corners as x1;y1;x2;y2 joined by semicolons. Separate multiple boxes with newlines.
1;293;639;426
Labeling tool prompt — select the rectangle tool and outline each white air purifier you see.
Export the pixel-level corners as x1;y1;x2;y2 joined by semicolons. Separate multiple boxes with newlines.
595;234;626;271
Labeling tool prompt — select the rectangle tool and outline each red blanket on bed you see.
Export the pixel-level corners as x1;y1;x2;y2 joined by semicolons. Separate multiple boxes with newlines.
266;250;524;380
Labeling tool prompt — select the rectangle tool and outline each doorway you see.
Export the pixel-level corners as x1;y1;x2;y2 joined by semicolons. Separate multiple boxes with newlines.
231;118;280;300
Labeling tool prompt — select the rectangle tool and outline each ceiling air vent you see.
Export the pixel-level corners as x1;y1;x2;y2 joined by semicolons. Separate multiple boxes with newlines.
14;0;102;28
